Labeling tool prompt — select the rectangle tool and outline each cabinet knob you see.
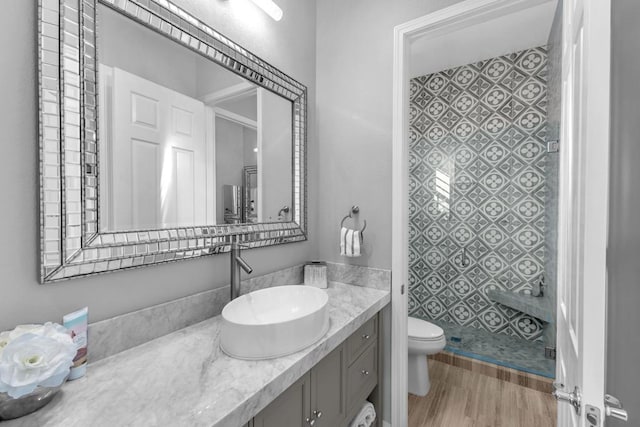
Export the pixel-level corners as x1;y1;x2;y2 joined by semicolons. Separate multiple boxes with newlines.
361;370;370;376
306;417;315;426
362;334;370;340
313;410;323;418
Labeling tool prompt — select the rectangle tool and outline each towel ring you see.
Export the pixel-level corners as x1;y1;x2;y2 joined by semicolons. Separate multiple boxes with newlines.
278;205;290;218
340;205;367;234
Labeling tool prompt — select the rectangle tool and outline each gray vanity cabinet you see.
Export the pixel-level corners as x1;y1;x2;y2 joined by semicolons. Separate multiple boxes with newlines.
252;346;345;427
252;372;311;427
250;314;381;427
310;344;347;426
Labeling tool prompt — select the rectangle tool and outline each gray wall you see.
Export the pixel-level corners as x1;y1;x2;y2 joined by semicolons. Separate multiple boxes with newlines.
0;0;317;331
243;128;258;166
215;117;245;222
99;5;199;98
260;90;293;222
607;0;640;424
315;0;461;268
315;5;460;420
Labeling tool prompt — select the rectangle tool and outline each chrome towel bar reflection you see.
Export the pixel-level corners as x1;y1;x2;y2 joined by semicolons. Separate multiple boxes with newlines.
278;205;290;219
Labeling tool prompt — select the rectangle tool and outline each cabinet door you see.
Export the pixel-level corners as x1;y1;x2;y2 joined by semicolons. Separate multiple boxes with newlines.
311;345;347;427
253;372;311;427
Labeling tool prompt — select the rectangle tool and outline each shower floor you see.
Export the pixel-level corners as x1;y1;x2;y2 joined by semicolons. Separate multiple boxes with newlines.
430;320;555;378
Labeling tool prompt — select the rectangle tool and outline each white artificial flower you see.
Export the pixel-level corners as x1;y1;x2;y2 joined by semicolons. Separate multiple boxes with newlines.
0;331;10;357
37;323;74;345
0;325;41;358
0;325;43;358
0;324;76;398
6;325;41;341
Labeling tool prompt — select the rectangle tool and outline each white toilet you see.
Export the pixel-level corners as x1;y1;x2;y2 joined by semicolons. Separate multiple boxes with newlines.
408;317;446;396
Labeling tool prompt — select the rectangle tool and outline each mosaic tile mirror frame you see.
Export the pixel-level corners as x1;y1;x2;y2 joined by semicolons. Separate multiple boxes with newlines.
38;0;308;282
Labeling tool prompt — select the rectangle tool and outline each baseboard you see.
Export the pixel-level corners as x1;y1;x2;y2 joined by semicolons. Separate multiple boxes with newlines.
429;351;553;394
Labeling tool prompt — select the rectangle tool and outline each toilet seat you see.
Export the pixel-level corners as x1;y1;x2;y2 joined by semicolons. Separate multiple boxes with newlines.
408;317;444;341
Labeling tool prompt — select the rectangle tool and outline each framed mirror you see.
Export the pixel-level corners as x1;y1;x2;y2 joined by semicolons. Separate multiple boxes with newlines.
38;0;307;282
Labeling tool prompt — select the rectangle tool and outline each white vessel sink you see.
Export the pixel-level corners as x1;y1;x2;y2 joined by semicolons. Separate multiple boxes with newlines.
220;285;330;360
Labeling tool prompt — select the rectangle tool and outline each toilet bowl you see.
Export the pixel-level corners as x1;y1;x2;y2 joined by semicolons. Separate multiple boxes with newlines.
408;317;446;396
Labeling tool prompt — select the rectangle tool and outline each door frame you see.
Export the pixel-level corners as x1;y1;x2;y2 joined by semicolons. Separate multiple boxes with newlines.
391;0;561;425
203;85;260;225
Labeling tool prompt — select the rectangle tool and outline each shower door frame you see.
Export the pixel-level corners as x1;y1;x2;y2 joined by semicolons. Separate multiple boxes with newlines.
391;0;609;425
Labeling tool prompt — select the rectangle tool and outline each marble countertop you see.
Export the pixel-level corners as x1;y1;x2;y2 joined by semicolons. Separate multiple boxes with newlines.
4;283;390;427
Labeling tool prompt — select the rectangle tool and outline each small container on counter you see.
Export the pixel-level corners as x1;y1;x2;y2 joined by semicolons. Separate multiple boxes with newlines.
63;307;88;380
304;261;328;289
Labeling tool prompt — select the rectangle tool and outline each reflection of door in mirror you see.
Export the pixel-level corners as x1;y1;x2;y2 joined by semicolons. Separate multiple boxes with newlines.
100;66;207;231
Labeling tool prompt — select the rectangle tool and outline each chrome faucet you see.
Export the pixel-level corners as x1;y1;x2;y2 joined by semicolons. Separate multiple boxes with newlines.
230;242;253;300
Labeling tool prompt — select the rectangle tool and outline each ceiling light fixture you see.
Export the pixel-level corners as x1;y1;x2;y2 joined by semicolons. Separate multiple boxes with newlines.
249;0;283;21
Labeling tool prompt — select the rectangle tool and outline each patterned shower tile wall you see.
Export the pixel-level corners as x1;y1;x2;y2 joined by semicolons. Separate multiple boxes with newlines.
408;46;548;342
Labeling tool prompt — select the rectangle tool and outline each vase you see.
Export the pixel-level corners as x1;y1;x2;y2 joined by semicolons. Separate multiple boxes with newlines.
0;380;66;421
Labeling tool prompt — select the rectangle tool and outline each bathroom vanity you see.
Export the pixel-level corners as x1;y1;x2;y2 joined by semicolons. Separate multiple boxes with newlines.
3;283;389;427
252;314;380;427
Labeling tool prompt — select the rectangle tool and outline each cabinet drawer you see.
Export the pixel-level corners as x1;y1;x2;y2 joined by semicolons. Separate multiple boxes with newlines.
347;316;377;364
347;343;377;409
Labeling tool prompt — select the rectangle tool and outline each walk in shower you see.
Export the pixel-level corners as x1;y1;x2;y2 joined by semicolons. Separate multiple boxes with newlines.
408;45;558;378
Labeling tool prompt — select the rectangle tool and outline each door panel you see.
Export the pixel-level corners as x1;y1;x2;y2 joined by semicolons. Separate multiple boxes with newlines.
556;0;610;425
130;139;159;228
175;148;196;225
131;92;158;128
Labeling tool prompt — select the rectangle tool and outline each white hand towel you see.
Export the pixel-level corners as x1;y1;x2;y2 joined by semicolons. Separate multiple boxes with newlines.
340;226;349;256
340;227;362;257
351;230;361;257
348;401;376;427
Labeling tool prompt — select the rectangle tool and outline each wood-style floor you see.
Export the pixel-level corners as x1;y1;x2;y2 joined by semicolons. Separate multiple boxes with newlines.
408;359;557;427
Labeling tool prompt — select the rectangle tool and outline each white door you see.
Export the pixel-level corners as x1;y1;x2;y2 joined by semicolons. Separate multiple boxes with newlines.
110;67;206;230
556;0;610;425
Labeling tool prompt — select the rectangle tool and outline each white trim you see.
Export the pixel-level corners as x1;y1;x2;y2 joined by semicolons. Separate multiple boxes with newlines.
213;107;258;130
391;18;409;427
391;0;557;425
205;106;216;224
395;0;553;41
579;0;610;412
200;82;257;105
